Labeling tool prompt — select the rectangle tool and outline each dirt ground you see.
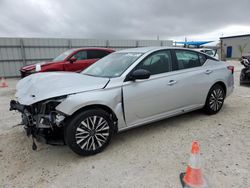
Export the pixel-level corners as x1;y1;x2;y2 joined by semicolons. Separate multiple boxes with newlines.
0;61;249;188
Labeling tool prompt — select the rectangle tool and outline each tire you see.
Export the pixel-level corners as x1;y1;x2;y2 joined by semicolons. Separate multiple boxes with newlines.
65;109;114;156
204;84;225;115
240;70;245;82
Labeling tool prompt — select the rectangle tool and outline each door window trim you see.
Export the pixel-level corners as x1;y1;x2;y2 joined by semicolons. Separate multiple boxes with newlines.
124;49;174;82
173;49;205;70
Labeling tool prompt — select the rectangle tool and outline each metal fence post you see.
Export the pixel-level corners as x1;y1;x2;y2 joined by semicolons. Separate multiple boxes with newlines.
136;41;139;47
20;38;26;66
106;40;109;48
68;39;72;49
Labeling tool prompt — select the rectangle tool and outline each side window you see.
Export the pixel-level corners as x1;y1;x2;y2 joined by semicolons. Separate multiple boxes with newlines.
73;51;87;60
175;50;201;70
87;50;110;59
136;50;172;75
198;53;207;65
204;50;214;56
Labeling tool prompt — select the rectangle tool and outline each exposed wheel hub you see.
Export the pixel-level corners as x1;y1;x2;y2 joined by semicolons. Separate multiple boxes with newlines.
89;130;96;136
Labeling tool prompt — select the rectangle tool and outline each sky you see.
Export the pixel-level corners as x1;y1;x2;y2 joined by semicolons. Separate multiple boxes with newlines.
0;0;250;42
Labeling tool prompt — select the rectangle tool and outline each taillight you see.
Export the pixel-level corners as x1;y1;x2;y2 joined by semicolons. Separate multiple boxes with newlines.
227;66;234;74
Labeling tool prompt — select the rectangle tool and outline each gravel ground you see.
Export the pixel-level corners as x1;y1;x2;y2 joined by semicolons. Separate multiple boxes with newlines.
0;61;249;188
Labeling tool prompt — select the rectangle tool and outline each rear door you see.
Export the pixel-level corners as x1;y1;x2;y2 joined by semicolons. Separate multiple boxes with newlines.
170;49;212;107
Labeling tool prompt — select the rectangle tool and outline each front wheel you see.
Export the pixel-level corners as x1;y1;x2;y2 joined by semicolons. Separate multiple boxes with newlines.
65;109;114;156
204;84;225;115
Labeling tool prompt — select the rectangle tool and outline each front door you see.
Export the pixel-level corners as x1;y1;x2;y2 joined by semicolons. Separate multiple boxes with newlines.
64;50;95;72
122;50;178;126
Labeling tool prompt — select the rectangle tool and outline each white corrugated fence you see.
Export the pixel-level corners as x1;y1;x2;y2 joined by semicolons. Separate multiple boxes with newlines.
0;37;173;77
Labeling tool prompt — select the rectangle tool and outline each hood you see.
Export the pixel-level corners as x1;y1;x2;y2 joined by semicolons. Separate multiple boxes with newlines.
16;72;110;105
21;61;56;71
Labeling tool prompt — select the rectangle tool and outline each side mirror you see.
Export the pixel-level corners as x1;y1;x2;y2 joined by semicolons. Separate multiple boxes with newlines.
126;69;151;81
69;57;77;64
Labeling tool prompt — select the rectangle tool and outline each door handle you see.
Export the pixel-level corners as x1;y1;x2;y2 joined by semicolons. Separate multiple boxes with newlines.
205;69;213;74
168;80;177;86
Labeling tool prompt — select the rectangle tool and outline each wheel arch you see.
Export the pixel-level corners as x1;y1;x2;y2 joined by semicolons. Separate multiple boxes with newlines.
66;104;119;133
212;81;227;96
204;81;227;106
203;81;227;114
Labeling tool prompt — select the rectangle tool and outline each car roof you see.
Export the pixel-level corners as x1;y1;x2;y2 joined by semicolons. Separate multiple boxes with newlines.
193;48;213;51
117;47;163;53
72;47;115;52
117;46;205;54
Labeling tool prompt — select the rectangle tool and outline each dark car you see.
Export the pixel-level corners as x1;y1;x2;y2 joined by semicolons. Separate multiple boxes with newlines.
240;54;250;85
20;48;115;78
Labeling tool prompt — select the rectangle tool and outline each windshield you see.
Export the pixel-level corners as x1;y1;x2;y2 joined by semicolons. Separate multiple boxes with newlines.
82;52;143;78
53;49;75;62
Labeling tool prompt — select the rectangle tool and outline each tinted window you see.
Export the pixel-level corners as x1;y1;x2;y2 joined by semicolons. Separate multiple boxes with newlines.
88;50;111;59
198;53;207;65
175;50;201;70
204;50;214;56
136;50;172;75
73;51;87;60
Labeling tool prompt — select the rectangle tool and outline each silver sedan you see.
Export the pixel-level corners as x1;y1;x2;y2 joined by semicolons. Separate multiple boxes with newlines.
11;47;234;156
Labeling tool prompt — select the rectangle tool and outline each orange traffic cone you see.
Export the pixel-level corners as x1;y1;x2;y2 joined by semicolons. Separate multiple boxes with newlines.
180;141;208;188
0;77;8;88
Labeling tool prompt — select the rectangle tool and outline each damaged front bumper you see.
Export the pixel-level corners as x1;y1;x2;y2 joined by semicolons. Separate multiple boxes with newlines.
10;100;33;133
10;100;66;149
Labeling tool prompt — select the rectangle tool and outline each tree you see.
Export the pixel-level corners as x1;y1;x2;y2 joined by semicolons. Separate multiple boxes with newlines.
238;43;248;57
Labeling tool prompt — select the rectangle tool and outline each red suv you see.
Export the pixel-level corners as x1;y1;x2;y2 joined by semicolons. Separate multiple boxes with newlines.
20;48;115;78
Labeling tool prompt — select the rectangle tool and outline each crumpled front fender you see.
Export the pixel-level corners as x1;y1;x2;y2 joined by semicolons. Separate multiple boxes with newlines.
56;88;126;130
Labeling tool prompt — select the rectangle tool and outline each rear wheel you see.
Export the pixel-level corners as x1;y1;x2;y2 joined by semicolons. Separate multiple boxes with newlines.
204;84;225;115
65;109;114;156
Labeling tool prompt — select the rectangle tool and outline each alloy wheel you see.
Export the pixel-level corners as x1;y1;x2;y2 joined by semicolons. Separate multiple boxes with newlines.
209;88;224;111
75;116;110;151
